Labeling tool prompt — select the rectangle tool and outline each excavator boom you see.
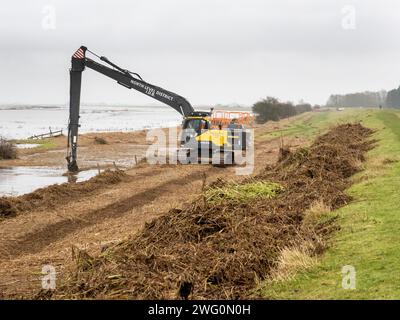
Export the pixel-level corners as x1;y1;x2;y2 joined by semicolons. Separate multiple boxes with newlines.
67;46;195;171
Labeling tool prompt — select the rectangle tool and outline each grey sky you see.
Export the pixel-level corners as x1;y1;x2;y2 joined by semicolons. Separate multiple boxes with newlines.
0;0;399;106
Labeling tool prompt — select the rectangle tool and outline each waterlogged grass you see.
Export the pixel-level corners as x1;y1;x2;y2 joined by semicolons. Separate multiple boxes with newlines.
205;181;284;204
259;109;400;299
13;138;56;150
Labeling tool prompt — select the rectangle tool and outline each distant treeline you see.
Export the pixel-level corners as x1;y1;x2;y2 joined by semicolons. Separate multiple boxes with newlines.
386;86;400;108
327;86;400;108
326;91;387;108
252;97;312;123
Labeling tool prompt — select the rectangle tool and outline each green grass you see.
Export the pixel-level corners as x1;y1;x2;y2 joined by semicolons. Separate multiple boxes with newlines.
259;109;370;141
205;181;284;204
268;112;329;138
259;109;400;299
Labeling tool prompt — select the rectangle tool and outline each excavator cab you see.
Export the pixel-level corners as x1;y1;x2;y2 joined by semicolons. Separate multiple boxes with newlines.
182;114;211;135
180;112;212;152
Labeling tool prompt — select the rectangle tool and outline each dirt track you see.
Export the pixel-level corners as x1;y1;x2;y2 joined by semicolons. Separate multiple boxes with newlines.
0;118;306;298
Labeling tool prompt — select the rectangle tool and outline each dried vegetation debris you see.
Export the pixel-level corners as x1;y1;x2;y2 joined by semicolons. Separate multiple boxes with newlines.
53;124;374;299
0;137;17;160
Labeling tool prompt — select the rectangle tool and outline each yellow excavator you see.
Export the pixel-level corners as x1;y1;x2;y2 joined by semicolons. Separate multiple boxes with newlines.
66;46;247;172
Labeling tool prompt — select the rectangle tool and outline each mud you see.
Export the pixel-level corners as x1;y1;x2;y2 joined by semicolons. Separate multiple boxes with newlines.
0;130;152;170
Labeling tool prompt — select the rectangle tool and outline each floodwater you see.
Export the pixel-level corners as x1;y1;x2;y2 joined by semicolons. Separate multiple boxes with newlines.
15;143;41;149
0;167;98;196
0;104;182;139
0;104;211;196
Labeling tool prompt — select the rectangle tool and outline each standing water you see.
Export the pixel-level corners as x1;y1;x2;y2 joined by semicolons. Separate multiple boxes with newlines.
0;167;98;196
0;104;182;196
0;104;182;139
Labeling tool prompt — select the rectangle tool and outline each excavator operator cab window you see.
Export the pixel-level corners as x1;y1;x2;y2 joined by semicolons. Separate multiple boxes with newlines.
183;118;210;135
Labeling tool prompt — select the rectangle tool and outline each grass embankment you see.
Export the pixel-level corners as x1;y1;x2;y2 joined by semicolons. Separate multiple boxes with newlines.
258;109;373;141
259;109;400;299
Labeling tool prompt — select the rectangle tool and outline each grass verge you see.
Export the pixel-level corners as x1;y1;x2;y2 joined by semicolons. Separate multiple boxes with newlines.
259;109;400;299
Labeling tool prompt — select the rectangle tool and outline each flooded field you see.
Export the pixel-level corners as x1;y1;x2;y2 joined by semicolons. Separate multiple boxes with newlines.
0;129;153;196
15;144;41;149
0;167;98;196
0;105;182;139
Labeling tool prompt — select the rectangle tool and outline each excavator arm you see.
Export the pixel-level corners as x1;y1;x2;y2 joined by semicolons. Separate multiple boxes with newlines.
66;46;195;172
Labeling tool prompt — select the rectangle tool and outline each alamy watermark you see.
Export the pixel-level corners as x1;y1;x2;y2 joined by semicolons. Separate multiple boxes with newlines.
341;5;356;30
41;264;56;290
41;5;56;30
144;127;255;175
341;265;356;290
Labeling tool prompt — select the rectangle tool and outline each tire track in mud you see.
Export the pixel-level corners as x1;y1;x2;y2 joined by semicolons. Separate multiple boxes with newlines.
0;169;211;259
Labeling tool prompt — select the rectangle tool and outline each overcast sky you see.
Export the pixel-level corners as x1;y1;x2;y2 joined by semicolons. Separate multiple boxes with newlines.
0;0;399;106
